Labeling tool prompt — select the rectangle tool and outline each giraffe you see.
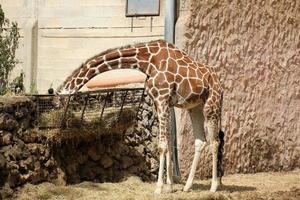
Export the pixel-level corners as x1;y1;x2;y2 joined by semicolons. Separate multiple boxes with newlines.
57;40;224;194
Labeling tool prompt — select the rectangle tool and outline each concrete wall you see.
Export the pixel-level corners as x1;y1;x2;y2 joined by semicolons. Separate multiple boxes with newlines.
0;0;165;93
176;0;300;179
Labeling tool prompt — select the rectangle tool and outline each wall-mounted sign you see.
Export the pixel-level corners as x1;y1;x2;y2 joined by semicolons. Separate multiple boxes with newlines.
126;0;160;17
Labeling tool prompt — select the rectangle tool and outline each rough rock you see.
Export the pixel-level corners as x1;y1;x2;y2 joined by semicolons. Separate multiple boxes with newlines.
0;132;12;146
120;156;134;169
0;92;160;198
177;0;300;178
0;96;55;198
0;153;6;168
87;146;101;162
0;113;18;131
100;154;114;168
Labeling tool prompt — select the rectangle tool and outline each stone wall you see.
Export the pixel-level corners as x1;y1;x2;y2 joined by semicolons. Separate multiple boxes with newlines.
177;0;300;178
52;93;159;184
0;95;158;199
0;97;54;198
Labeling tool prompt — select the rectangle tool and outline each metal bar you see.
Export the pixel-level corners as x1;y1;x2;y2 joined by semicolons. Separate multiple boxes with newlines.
135;88;146;120
100;92;109;121
150;17;153;32
36;96;40;125
29;87;144;97
61;95;71;129
165;0;180;177
170;107;180;176
80;94;89;125
118;91;128;121
131;17;134;32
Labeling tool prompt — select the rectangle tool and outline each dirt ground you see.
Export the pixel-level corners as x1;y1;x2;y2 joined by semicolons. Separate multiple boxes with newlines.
13;170;299;200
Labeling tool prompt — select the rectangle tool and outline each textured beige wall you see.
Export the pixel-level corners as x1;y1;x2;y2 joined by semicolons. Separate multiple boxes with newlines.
177;0;300;179
0;0;165;93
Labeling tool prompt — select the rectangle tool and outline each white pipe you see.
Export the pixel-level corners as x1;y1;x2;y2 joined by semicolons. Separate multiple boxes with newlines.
23;18;38;92
165;0;180;177
165;0;175;43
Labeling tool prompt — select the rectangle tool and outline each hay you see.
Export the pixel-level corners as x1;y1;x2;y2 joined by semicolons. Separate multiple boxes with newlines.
13;170;300;200
39;106;137;145
39;110;66;128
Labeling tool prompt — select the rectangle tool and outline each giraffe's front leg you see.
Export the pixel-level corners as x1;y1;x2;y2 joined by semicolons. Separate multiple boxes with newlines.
154;101;172;194
165;142;174;193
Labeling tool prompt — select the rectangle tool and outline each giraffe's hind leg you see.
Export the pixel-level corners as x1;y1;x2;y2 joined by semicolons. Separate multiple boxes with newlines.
203;99;221;192
183;105;206;192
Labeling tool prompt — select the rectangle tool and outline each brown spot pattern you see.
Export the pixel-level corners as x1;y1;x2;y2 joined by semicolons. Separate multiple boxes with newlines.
105;51;120;61
61;39;223;149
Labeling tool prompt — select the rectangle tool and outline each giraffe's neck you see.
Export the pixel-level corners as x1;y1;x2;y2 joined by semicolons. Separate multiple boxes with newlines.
58;40;168;94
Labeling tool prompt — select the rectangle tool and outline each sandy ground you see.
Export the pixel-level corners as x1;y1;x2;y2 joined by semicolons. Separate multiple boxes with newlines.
13;170;299;200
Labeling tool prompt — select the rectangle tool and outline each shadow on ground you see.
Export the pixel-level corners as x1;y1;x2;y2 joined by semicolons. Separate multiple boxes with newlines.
191;183;256;192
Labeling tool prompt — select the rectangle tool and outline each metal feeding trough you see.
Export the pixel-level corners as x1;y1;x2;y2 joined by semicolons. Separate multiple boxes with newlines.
30;87;146;131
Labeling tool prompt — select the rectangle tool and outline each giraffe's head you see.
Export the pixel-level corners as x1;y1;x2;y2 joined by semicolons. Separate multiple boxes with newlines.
56;81;77;95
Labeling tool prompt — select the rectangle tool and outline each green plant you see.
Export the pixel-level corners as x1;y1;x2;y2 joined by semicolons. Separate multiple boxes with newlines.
0;5;20;95
9;71;24;93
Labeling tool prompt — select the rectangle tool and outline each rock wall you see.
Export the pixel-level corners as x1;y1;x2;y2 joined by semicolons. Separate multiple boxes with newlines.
0;97;55;198
0;96;159;199
53;93;159;184
178;0;300;179
52;125;158;185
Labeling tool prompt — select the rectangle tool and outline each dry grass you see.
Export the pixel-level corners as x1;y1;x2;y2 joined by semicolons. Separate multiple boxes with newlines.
39;106;136;145
14;170;300;200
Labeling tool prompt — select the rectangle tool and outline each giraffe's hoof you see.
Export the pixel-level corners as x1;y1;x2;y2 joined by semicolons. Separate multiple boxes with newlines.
154;187;162;195
209;182;219;192
183;185;191;192
164;184;174;193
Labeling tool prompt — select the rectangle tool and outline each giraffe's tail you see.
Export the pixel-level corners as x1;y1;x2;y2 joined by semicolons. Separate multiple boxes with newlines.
217;130;224;179
217;92;224;181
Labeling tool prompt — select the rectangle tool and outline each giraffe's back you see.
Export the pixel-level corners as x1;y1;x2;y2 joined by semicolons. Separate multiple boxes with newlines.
171;52;222;109
143;40;222;110
174;63;210;109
